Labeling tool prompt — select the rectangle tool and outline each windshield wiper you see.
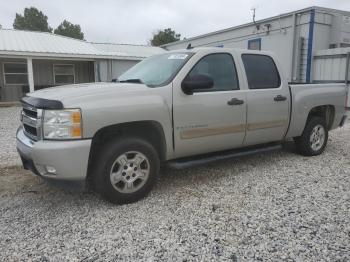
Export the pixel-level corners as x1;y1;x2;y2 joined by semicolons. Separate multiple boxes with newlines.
118;78;144;84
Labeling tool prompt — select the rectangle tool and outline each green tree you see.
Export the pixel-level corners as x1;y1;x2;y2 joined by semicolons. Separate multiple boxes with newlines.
54;20;84;40
13;7;52;32
150;28;181;46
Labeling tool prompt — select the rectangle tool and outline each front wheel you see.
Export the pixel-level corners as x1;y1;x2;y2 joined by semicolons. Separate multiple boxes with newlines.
92;138;160;204
294;117;328;156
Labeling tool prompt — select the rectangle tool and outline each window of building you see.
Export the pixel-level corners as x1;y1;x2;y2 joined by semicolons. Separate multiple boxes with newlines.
186;53;239;92
248;38;261;50
53;64;75;85
3;62;28;85
242;54;281;89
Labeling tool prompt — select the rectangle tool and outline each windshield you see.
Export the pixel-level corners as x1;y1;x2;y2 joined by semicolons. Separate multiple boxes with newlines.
118;52;193;87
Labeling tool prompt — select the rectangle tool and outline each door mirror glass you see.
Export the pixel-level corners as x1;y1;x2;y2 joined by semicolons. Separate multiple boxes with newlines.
181;74;214;95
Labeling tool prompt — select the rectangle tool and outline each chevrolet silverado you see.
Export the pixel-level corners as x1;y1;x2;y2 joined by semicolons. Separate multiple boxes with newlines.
17;48;348;204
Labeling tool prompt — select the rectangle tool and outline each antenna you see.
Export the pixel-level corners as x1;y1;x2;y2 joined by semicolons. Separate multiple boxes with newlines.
186;43;192;49
251;7;260;31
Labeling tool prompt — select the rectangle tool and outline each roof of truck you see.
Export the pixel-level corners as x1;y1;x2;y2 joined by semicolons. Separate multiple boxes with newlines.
167;47;275;56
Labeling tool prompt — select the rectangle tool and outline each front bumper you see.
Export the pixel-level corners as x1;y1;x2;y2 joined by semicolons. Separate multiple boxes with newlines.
16;127;92;181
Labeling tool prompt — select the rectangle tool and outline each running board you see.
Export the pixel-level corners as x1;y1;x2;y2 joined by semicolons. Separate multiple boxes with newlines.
166;143;282;170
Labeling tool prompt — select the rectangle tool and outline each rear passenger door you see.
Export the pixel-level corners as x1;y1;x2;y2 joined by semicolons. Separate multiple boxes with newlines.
241;54;290;146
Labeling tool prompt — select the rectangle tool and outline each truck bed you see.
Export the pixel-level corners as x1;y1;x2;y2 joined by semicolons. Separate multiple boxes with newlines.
286;83;348;139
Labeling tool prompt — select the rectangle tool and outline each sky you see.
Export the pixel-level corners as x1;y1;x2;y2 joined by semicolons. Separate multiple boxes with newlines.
1;0;350;45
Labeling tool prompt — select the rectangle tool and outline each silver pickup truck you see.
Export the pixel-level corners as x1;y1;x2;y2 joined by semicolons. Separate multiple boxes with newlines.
17;48;348;204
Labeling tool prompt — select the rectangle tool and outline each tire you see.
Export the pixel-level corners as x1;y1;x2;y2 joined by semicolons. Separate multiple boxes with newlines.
294;117;328;156
92;137;160;204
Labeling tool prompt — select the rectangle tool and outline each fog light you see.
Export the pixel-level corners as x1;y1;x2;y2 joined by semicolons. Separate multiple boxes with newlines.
35;164;46;175
46;166;57;174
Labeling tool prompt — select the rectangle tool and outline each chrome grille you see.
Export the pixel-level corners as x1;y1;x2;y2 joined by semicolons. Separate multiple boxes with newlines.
21;103;42;141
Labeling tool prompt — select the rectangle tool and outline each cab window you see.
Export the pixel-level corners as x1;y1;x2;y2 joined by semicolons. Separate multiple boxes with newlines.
242;54;281;89
186;53;239;92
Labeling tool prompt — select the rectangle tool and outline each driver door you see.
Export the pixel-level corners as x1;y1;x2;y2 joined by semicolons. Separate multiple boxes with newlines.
172;52;247;158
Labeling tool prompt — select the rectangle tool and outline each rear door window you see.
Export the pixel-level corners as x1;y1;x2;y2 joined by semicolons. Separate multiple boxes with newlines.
242;54;281;89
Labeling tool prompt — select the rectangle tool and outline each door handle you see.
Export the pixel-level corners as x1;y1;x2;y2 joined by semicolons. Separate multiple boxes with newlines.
274;95;287;101
227;98;244;106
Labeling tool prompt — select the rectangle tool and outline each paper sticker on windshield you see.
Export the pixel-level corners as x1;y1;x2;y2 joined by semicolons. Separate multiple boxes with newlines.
168;54;188;60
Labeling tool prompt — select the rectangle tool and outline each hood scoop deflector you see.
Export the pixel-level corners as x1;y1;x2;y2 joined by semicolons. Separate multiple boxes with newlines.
21;96;64;110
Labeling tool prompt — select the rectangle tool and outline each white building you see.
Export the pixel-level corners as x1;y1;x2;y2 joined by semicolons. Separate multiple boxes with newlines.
0;29;164;102
163;6;350;84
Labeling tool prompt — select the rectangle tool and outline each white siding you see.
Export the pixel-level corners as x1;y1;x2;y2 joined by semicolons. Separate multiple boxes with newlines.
313;48;350;82
111;60;138;79
95;59;139;82
164;7;348;83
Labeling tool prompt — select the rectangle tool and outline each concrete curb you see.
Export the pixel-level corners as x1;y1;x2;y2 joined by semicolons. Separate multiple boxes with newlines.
0;102;21;108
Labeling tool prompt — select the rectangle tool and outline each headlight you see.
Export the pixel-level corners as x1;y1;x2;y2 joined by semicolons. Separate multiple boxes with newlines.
43;109;82;139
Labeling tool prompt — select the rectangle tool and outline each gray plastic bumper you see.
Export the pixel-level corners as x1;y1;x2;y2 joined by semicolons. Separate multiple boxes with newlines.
16;128;92;181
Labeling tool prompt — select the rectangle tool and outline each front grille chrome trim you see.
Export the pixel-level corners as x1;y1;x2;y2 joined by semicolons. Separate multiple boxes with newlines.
21;103;43;141
23;128;38;141
21;112;37;128
22;103;37;113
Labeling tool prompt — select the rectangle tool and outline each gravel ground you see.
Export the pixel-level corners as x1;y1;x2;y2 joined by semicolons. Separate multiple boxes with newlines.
0;106;21;167
0;107;349;261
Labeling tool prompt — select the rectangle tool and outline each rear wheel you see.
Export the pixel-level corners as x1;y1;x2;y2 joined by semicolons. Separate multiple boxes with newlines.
294;117;328;156
92;137;160;204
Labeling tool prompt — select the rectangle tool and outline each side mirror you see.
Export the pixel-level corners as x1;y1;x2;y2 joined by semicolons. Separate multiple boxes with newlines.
181;74;214;95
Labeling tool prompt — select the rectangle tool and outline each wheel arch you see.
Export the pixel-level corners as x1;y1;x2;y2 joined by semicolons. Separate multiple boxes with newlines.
86;120;167;183
287;104;335;139
306;105;335;130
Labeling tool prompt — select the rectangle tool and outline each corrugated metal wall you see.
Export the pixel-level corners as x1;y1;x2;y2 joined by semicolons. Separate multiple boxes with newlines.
313;48;350;109
0;58;94;102
32;60;94;86
0;58;27;102
313;48;350;82
95;59;139;82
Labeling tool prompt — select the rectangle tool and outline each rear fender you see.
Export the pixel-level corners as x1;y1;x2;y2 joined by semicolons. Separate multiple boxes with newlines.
286;84;346;138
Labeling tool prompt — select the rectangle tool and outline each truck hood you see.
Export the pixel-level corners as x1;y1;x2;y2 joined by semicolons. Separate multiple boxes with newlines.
26;82;150;107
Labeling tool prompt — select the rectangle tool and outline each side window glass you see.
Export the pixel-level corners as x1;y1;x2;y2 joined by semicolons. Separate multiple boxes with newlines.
248;39;261;50
187;53;239;92
241;54;281;89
